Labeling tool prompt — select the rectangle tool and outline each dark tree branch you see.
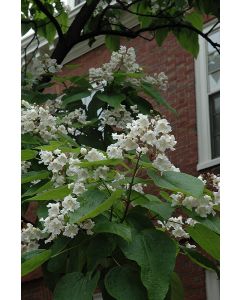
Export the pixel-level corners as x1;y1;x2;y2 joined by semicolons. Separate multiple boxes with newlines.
51;0;101;64
74;22;220;54
33;0;64;40
206;20;220;36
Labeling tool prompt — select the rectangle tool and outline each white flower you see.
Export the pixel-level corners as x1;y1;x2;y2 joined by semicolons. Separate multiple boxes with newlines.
21;161;31;174
172;227;189;239
39;150;54;165
84;149;106;161
80;219;95;235
42;215;64;237
63;224;79;238
152;154;173;172
182;196;199;210
80;147;88;155
62;195;80;213
154;119;171;134
170;192;183;207
94;166;109;179
141;130;156;146
47;202;60;218
186;218;198;227
73;181;86;196
107;145;123;159
185;242;196;249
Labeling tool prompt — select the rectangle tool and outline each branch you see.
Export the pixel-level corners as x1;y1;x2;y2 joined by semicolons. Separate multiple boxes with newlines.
75;22;220;54
33;0;64;40
51;0;101;63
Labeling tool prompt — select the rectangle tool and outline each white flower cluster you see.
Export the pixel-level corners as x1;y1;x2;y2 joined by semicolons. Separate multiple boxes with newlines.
107;113;179;172
21;197;95;252
89;46;168;90
21;161;31;174
21;100;68;142
21;223;45;253
21;100;89;142
100;105;138;129
157;216;197;247
30;54;62;82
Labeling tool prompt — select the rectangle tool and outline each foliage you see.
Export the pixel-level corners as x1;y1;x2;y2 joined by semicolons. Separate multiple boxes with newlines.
21;45;220;299
21;0;220;68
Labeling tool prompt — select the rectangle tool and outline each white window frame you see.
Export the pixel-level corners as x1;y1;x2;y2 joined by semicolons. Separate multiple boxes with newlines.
195;20;220;171
205;270;220;300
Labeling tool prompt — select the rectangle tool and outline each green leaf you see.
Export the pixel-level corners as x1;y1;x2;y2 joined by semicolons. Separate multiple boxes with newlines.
105;35;120;51
38;22;56;44
141;83;176;114
186;224;220;261
156;28;169;46
119;229;177;300
93;220;132;242
79;159;123;168
69;190;123;224
53;271;100;300
105;266;148;300
21;149;38;161
166;272;184;300
184;11;203;31
87;234;116;271
132;194;174;220
148;170;204;198
62;91;91;107
22;250;52;276
183;247;220;278
173;28;199;58
184;209;220;234
26;185;70;201
23;181;53;198
21;170;50;184
97;92;126;108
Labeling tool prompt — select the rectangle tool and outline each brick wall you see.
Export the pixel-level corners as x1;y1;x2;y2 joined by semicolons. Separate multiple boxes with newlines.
22;32;218;300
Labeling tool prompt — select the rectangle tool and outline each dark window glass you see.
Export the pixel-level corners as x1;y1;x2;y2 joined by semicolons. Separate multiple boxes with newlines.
209;91;220;158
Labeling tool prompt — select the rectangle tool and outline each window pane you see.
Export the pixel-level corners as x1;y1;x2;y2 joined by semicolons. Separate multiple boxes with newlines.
208;52;220;74
208;30;220;54
208;71;220;93
209;92;220;158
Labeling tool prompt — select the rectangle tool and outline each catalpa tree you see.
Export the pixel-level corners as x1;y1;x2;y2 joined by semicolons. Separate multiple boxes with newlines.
21;1;220;300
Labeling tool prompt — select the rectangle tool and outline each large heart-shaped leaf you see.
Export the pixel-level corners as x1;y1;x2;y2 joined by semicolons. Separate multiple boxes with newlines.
93;220;132;242
105;265;148;300
53;271;100;300
119;229;177;300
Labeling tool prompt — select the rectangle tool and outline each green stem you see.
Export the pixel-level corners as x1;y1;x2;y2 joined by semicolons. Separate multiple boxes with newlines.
121;152;141;222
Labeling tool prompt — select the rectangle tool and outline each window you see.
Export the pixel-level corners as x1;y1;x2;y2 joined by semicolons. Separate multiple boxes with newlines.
195;20;220;170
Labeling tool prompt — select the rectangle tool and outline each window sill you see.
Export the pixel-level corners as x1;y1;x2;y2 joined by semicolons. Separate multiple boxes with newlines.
197;157;220;171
